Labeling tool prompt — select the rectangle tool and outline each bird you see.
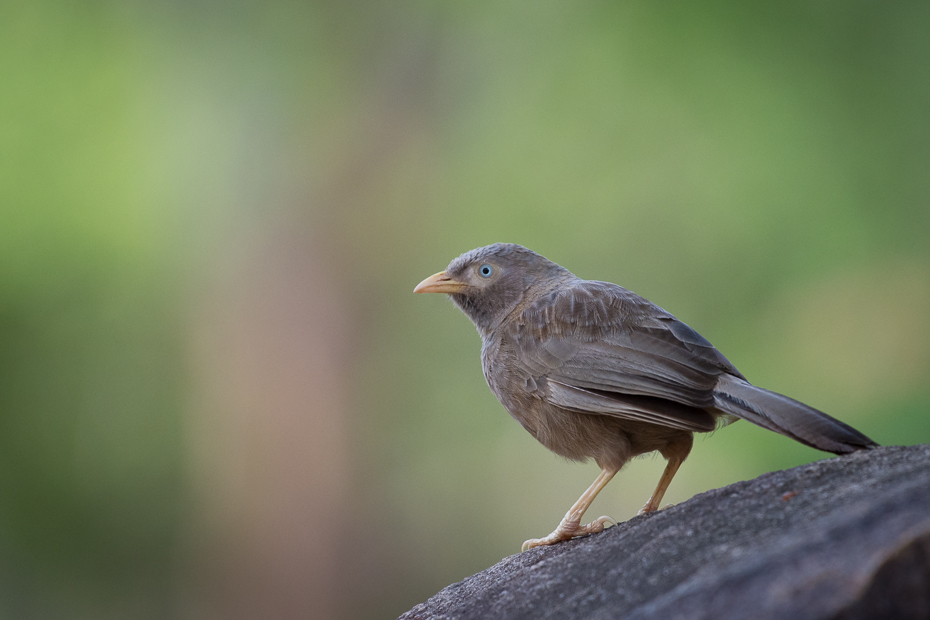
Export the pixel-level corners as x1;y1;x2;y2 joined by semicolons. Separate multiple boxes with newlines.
414;243;877;551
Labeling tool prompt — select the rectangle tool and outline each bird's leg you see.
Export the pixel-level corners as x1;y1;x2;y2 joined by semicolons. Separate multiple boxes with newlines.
637;457;683;514
522;467;618;551
639;434;692;515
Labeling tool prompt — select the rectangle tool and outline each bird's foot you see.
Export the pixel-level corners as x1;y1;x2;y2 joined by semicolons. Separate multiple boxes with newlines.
522;515;616;551
638;501;670;516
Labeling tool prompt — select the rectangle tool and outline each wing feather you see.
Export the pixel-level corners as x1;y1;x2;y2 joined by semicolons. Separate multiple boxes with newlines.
509;280;742;428
547;380;716;432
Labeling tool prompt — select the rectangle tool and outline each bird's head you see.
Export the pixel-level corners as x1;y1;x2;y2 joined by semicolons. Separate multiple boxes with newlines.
414;243;572;336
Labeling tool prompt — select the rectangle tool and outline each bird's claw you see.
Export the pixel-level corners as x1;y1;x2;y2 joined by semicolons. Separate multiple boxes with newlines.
638;502;674;516
597;515;618;529
522;515;616;551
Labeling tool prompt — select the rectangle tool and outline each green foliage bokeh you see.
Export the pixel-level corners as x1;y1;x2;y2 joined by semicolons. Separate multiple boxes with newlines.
1;1;929;618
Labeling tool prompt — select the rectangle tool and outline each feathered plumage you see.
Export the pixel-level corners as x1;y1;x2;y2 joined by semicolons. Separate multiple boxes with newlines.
415;243;876;549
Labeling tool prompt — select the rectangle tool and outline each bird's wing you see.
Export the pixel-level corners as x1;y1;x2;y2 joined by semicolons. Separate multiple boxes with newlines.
509;280;742;431
544;380;717;432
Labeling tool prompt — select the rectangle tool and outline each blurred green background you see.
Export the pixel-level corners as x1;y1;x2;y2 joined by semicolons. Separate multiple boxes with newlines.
2;1;929;618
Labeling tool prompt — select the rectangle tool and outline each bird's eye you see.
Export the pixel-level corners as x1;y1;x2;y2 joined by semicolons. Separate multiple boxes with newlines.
479;264;493;278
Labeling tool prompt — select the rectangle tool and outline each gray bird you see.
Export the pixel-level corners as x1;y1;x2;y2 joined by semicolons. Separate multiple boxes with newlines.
414;243;877;550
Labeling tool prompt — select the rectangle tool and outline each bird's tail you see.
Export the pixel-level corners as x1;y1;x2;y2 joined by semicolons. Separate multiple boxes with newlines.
713;374;877;454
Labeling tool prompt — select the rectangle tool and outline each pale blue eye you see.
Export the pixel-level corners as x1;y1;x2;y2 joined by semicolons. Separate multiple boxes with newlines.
479;264;493;277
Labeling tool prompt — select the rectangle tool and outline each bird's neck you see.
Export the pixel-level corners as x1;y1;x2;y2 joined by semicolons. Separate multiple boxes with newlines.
451;293;509;339
456;272;579;340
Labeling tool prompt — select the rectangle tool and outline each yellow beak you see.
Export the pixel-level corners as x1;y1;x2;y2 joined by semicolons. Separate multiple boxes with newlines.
413;271;468;294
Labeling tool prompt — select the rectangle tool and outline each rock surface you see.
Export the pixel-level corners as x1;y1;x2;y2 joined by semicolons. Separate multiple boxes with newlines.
400;445;930;620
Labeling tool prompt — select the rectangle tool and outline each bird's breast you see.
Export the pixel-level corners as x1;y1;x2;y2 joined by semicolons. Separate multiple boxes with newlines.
480;335;504;398
482;333;543;421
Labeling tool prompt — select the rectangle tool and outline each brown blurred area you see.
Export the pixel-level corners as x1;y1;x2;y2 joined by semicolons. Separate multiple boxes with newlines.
2;1;929;619
182;63;436;615
188;228;352;619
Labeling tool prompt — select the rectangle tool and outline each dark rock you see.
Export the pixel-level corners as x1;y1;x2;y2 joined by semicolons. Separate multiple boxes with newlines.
400;445;930;620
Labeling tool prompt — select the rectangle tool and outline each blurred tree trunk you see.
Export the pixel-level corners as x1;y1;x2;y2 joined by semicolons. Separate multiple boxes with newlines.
189;227;353;620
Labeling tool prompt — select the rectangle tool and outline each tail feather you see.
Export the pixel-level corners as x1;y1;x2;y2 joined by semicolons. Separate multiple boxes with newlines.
714;374;877;454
